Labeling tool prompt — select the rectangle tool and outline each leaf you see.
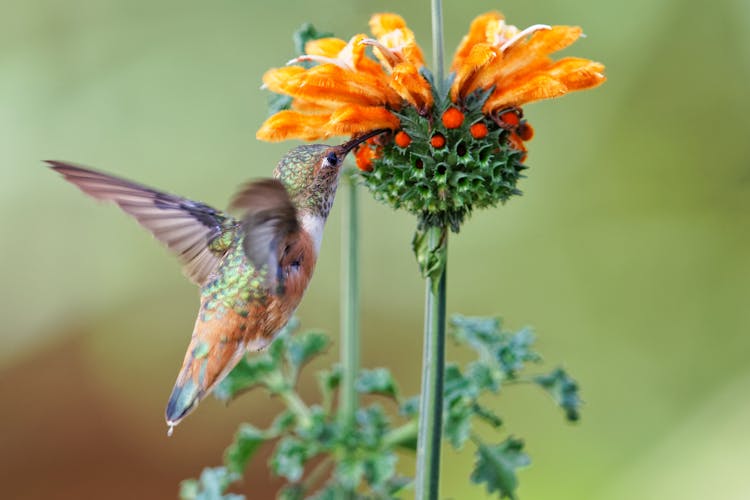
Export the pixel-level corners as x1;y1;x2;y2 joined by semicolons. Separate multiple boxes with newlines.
534;368;582;422
356;404;390;449
212;356;276;402
471;438;530;500
411;225;447;288
269;410;296;435
363;452;397;488
399;396;419;418
472;403;503;429
443;364;478;449
334;456;365;491
356;368;399;399
450;315;541;379
180;467;243;500
224;423;267;475
495;327;540;376
268;93;293;115
466;360;499;392
296;406;337;449
286;331;329;374
270;437;310;482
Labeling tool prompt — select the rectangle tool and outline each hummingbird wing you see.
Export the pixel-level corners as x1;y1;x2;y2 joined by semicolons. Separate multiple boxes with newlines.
48;161;238;286
229;178;300;294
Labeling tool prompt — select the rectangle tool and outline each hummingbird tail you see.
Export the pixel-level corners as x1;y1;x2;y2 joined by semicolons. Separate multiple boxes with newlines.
165;314;266;431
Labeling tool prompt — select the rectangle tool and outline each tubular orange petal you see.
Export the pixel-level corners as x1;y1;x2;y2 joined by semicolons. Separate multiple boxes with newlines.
452;11;505;70
369;13;408;37
290;98;336;113
515;25;583;58
304;37;347;58
326;105;400;135
497;26;583;78
262;66;307;94
450;43;498;100
389;62;433;112
546;57;606;90
345;34;388;75
275;64;401;108
457;26;589;99
484;73;577;111
256;111;333;141
369;13;425;67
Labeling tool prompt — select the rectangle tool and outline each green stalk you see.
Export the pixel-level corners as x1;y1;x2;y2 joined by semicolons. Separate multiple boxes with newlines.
415;228;448;500
415;3;447;498
339;171;360;428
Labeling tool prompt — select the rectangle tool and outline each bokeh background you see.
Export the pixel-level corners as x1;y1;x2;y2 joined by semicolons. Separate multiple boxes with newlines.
2;0;749;498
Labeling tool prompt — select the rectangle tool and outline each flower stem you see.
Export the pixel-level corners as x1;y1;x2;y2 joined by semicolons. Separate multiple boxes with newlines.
339;171;360;429
280;390;312;429
415;226;448;500
431;0;445;93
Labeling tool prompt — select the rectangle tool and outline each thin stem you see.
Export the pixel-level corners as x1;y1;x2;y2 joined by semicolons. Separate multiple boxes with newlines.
383;419;419;449
415;227;448;500
431;0;445;93
339;171;360;429
280;390;313;428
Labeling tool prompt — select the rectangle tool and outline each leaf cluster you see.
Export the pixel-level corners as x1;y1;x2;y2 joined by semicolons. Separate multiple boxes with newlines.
181;315;581;500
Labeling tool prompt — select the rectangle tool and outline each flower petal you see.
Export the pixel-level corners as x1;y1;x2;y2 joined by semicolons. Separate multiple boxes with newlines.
271;64;401;108
369;13;408;38
256;111;332;141
369;13;425;67
390;62;433;112
452;11;505;70
450;43;499;100
304;37;347;58
483;56;605;111
327;105;400;135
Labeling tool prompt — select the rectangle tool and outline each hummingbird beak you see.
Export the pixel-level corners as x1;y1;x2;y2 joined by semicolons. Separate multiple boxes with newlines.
337;128;391;157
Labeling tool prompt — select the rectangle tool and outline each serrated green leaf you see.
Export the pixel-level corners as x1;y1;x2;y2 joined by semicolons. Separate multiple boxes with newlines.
466;361;499;392
268;93;292;115
182;467;243;500
269;410;296;435
443;364;479;449
472;403;503;429
334;456;365;491
224;423;267;475
356;404;390;449
286;331;329;374
356;368;399;399
471;438;530;500
213;356;276;402
317;364;341;413
363;452;397;488
297;406;337;449
534;368;582;422
270;437;309;482
399;396;419;417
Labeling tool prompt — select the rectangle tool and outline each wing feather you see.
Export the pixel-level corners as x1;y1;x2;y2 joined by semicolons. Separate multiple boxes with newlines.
49;161;238;285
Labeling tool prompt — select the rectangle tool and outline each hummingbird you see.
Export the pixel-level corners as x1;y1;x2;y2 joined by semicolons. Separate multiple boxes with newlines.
49;129;387;435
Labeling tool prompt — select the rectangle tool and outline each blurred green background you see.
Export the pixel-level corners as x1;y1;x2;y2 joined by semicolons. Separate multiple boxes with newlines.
2;0;749;498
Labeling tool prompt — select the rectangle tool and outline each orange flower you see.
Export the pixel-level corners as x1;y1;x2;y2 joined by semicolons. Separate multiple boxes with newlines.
257;14;432;142
450;11;605;114
257;10;604;162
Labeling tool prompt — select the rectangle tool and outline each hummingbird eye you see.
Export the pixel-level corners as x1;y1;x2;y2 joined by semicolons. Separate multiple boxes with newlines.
325;152;338;167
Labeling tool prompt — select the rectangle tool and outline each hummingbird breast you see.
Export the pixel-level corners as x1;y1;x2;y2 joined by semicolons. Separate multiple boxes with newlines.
166;229;316;426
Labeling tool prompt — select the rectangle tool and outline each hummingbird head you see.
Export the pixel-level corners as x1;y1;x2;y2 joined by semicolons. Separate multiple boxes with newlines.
274;129;389;218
